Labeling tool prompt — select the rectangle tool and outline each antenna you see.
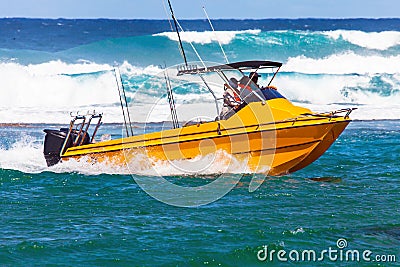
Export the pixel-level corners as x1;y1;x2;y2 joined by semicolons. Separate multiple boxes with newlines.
203;6;229;64
166;0;188;67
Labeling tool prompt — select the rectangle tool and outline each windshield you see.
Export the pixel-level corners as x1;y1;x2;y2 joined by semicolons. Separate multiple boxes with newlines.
237;75;266;103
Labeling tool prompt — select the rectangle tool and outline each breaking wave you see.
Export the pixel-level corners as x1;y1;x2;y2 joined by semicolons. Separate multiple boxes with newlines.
0;55;399;123
283;52;400;74
154;29;261;45
323;30;400;50
1;27;400;123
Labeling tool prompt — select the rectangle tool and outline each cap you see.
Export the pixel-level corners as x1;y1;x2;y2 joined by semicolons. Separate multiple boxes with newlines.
249;72;261;78
228;77;238;89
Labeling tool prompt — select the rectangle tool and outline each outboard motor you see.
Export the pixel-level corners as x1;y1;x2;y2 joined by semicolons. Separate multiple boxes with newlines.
43;128;90;167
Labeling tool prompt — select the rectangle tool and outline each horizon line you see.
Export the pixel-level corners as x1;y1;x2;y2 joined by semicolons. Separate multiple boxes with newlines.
1;16;400;20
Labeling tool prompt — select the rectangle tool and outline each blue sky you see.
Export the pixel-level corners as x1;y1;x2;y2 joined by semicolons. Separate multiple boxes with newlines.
0;0;399;19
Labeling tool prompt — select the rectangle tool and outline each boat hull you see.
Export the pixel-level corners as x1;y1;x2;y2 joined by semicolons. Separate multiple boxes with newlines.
60;99;352;176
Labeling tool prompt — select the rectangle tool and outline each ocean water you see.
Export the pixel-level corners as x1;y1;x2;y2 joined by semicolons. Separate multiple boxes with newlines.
1;18;400;123
0;18;399;266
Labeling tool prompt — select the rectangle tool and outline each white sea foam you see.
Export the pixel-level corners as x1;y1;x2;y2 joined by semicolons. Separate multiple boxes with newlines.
124;149;253;176
0;60;163;123
273;73;400;104
0;60;118;108
0;135;47;173
298;103;400;121
262;70;400;120
289;227;305;235
53;150;251;176
0;136;132;175
283;52;400;74
0;58;399;124
154;30;261;45
118;61;163;76
0;136;254;176
324;30;400;50
157;29;400;50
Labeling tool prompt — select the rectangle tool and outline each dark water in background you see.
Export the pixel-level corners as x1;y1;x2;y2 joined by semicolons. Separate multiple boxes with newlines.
0;121;399;266
1;18;400;52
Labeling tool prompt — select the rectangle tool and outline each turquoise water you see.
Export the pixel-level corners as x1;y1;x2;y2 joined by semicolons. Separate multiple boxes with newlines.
1;18;400;266
1;19;400;123
0;121;399;266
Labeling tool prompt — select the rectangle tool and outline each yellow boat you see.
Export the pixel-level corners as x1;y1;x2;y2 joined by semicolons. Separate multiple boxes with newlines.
43;60;355;176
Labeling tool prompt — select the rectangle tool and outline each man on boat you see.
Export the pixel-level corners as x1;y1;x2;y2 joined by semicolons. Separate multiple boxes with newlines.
249;71;261;87
250;71;277;90
238;75;264;103
220;77;241;120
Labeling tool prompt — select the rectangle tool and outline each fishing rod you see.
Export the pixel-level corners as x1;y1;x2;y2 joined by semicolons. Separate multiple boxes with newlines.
163;67;179;129
167;0;188;67
119;69;134;137
162;0;207;69
113;67;134;137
